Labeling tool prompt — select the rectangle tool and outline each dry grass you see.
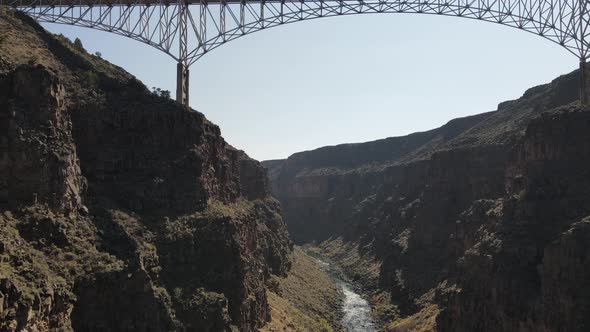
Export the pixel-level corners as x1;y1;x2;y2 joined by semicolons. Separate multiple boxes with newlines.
161;199;255;241
314;237;398;326
261;247;343;332
0;10;61;70
317;238;381;287
385;304;440;332
0;10;135;97
263;291;326;332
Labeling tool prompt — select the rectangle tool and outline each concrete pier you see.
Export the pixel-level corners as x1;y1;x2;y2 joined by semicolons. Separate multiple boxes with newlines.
176;62;189;108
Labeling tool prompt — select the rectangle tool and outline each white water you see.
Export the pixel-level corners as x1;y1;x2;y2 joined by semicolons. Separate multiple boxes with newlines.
314;257;377;332
340;284;377;332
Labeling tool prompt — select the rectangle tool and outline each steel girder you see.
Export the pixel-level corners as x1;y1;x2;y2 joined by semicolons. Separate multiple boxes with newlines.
2;0;590;104
5;0;590;64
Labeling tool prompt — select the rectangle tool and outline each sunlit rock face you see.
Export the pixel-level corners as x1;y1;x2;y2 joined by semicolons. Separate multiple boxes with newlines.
264;67;590;330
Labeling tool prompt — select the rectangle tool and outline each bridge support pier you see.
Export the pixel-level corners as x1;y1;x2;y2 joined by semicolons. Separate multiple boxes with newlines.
581;59;590;106
176;62;189;108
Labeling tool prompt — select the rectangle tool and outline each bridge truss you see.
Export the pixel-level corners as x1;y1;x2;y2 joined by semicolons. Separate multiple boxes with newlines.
2;0;590;106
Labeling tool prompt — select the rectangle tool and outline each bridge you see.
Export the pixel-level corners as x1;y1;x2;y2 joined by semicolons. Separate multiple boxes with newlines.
2;0;590;106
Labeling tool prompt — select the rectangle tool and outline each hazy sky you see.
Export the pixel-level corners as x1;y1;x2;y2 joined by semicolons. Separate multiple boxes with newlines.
42;14;575;161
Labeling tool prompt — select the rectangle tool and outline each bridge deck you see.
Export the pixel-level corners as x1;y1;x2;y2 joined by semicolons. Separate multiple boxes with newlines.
2;0;588;106
2;0;293;6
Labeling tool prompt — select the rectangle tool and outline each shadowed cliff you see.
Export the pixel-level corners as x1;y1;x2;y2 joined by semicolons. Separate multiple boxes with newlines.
0;11;292;331
263;62;590;331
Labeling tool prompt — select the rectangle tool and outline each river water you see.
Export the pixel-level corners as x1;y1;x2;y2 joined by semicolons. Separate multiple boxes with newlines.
311;254;377;332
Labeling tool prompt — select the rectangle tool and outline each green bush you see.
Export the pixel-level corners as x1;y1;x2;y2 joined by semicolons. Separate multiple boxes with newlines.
80;70;100;89
73;37;84;50
152;87;172;99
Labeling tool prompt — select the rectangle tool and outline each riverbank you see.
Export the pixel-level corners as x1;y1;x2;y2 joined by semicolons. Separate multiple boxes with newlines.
313;239;398;327
261;246;381;332
314;239;440;332
261;247;344;331
304;249;377;332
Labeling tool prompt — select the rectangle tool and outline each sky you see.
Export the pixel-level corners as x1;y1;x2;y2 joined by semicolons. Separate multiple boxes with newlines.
42;14;576;161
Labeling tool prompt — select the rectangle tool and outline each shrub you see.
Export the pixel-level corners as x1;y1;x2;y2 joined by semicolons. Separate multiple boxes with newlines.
152;87;172;99
318;319;333;332
81;70;100;89
160;90;171;99
54;33;72;45
73;37;84;50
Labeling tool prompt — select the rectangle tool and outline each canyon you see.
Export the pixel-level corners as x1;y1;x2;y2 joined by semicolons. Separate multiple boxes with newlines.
263;64;590;331
2;6;590;332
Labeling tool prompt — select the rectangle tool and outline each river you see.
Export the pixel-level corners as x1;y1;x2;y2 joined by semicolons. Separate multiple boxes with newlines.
311;253;377;332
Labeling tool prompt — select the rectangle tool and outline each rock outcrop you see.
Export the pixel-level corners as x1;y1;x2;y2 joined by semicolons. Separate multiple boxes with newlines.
1;64;84;213
438;105;590;332
1;11;291;331
263;65;590;331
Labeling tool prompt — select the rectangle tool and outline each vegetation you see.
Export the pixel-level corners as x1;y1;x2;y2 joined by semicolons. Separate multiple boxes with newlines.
319;319;335;332
152;87;172;99
384;305;440;332
160;199;255;242
261;248;343;332
80;70;100;89
73;37;84;50
0;6;14;17
315;238;399;325
0;205;125;322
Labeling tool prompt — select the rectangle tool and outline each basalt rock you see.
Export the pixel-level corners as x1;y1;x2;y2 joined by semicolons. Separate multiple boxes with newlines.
1;11;291;332
264;67;590;331
0;64;85;213
437;105;590;332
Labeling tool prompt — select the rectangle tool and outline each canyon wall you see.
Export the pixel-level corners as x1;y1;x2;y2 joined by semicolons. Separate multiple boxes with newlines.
0;12;291;331
263;65;590;330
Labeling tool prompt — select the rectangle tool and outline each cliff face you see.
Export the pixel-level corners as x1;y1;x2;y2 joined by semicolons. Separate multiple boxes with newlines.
0;12;291;331
1;64;84;212
263;65;590;330
438;106;590;332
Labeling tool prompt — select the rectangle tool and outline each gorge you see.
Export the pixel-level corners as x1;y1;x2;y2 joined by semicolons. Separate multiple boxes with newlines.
2;7;590;332
262;62;590;331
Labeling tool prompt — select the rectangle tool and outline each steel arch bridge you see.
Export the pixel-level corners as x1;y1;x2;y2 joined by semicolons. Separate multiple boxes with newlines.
2;0;590;107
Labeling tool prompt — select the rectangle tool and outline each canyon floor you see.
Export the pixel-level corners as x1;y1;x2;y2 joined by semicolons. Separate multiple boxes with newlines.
262;247;343;332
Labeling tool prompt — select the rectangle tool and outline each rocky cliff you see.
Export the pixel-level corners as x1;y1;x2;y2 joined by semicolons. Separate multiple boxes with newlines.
0;11;291;331
438;105;590;332
263;64;590;331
